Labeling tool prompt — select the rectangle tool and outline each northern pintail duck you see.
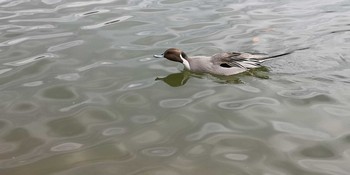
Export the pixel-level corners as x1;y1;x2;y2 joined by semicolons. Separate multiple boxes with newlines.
154;48;273;76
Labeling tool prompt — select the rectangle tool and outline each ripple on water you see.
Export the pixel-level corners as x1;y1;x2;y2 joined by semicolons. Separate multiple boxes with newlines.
0;120;7;130
41;0;62;5
0;143;16;154
55;73;80;81
0;33;73;46
102;127;126;136
119;78;156;91
50;142;83;152
47;40;84;52
171;23;219;31
117;92;148;106
0;60;52;88
47;117;86;137
235;84;261;93
315;104;350;117
186;122;235;141
0;91;18;109
1;128;44;160
22;81;43;87
81;108;120;122
277;87;329;99
217;97;280;110
77;9;110;17
9;101;38;113
191;89;216;99
298;159;349;175
2;142;132;173
81;16;133;30
224;153;249;161
141;147;177;157
59;93;111;112
192;135;269;165
39;85;76;100
77;61;113;72
0;68;12;75
159;98;193;108
131;130;164;144
132;34;176;46
3;53;57;67
130;115;157;124
129;168;181;175
272;121;330;140
299;145;335;159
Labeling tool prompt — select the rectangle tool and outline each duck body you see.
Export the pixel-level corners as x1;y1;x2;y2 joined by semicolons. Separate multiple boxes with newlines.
154;48;270;76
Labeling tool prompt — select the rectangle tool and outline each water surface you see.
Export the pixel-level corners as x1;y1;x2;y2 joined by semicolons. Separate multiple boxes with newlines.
1;0;350;174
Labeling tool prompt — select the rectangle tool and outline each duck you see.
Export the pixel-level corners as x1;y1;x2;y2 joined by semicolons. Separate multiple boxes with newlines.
154;48;274;76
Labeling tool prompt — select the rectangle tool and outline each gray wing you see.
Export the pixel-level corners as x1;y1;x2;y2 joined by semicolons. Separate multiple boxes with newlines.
211;52;269;62
211;52;268;69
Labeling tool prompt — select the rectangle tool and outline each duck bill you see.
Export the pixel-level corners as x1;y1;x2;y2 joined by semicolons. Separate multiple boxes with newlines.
153;54;164;58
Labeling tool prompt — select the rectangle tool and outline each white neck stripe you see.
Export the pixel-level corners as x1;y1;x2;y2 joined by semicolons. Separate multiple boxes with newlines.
180;54;191;70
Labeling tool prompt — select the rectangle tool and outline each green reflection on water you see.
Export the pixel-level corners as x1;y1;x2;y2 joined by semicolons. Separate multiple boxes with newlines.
156;67;269;87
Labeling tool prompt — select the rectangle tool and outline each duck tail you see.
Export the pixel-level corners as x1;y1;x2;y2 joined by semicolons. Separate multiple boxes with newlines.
260;47;310;60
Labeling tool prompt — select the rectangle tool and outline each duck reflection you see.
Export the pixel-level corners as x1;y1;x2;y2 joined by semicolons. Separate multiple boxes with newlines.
156;66;269;87
155;70;191;87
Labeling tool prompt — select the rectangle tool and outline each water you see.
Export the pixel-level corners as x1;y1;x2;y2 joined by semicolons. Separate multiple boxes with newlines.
1;0;350;174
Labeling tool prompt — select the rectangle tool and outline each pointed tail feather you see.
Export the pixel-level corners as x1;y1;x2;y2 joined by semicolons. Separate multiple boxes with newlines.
250;47;310;61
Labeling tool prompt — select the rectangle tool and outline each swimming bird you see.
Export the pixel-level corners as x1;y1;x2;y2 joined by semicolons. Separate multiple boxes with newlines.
154;48;275;76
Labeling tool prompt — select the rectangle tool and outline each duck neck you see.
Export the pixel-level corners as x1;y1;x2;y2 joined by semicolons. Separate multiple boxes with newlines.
180;54;191;70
